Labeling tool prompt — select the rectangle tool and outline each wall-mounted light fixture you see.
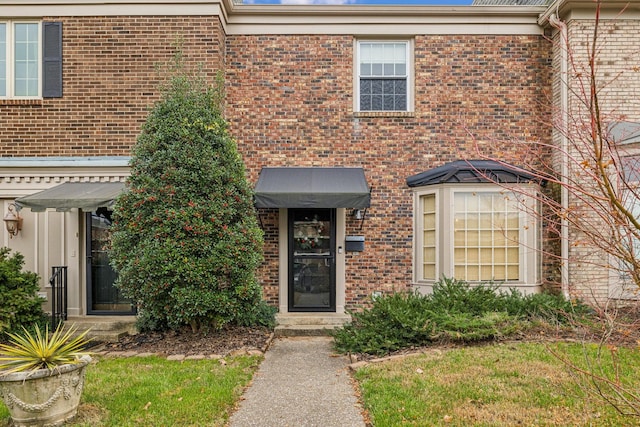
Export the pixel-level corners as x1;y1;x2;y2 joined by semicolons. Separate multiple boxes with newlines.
351;208;367;231
3;203;23;238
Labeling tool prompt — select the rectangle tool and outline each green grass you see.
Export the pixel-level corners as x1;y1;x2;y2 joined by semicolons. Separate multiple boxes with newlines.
0;354;260;427
354;342;640;426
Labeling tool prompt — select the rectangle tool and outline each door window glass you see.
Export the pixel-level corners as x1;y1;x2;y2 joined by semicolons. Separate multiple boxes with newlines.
290;209;335;311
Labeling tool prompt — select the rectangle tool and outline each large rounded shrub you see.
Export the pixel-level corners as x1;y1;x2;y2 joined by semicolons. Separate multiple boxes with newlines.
0;247;46;337
110;70;265;333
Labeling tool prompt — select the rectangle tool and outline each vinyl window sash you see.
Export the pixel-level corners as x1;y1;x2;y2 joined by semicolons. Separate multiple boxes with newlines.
414;185;537;285
0;21;41;99
356;40;411;112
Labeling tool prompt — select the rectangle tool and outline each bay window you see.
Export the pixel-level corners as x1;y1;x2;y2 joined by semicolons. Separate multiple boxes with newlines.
414;184;538;287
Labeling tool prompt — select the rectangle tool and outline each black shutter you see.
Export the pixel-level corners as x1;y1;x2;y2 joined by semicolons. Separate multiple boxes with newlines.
42;22;62;98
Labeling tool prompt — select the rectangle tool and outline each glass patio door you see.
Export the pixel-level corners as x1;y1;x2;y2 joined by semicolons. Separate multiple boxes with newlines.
86;209;135;315
289;208;336;312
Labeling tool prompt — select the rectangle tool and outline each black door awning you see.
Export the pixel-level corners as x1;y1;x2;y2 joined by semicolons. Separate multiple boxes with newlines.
16;182;125;212
254;167;371;209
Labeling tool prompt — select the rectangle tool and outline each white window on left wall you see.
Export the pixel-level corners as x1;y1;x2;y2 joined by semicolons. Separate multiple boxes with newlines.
0;21;41;98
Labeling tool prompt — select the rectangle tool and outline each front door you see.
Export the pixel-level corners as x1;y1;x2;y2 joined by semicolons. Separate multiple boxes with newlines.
289;208;336;312
86;208;135;315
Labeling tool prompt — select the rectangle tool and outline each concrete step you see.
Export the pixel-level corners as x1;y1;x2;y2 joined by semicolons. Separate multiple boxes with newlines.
274;324;339;337
274;313;351;337
63;316;137;343
276;313;351;326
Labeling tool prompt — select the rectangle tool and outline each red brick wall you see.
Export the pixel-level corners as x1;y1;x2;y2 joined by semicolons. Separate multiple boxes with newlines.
0;16;225;157
1;19;553;310
256;210;280;307
226;34;552;309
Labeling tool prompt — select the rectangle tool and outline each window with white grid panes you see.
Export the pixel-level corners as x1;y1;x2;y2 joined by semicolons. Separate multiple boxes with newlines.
357;41;409;111
0;24;6;97
414;184;537;287
453;192;520;281
0;21;40;98
14;23;39;97
422;193;436;280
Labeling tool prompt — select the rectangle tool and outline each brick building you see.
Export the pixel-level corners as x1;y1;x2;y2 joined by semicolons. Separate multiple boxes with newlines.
0;0;637;323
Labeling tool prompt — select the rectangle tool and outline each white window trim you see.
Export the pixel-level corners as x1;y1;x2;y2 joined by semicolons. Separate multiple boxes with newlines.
413;183;539;288
354;38;414;113
0;20;42;99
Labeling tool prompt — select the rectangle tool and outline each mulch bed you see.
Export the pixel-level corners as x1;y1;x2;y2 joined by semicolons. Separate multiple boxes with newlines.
99;325;273;356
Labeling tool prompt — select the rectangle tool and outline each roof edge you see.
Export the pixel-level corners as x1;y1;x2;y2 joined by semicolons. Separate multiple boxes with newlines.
228;4;547;17
0;156;131;168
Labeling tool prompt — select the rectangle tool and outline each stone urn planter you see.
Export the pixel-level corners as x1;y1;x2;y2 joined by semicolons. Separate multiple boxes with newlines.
0;324;92;427
0;354;91;427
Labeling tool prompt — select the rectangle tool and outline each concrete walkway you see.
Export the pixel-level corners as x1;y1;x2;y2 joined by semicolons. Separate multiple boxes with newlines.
228;336;367;427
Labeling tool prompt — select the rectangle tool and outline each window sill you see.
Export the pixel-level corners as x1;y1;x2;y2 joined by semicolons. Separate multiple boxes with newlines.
413;280;535;287
353;111;415;119
0;99;43;106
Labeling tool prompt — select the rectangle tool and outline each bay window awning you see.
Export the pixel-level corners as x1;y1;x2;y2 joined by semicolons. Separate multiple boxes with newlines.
406;160;538;187
254;167;371;209
15;182;125;212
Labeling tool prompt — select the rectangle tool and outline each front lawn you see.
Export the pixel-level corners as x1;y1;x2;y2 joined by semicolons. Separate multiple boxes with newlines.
0;354;260;427
354;341;640;426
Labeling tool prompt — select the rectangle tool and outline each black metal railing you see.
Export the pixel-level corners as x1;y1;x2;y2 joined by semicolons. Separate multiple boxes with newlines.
49;266;68;329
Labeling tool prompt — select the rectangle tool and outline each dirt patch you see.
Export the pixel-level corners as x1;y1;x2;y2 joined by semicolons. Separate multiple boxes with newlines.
98;325;273;356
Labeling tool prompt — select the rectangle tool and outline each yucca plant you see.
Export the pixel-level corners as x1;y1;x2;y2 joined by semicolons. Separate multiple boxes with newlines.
0;323;92;375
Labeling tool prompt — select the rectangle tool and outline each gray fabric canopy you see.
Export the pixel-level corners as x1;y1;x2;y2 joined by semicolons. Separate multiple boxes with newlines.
254;167;371;209
16;182;125;212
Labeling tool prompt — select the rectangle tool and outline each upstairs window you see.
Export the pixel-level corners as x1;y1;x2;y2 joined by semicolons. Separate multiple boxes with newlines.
0;25;5;95
357;41;410;112
0;22;40;98
0;21;62;99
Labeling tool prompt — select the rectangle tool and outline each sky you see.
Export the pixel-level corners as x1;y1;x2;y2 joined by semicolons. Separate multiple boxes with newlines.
243;0;473;5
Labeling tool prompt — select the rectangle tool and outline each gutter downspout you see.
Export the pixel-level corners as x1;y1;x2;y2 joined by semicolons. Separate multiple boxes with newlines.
549;13;570;299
